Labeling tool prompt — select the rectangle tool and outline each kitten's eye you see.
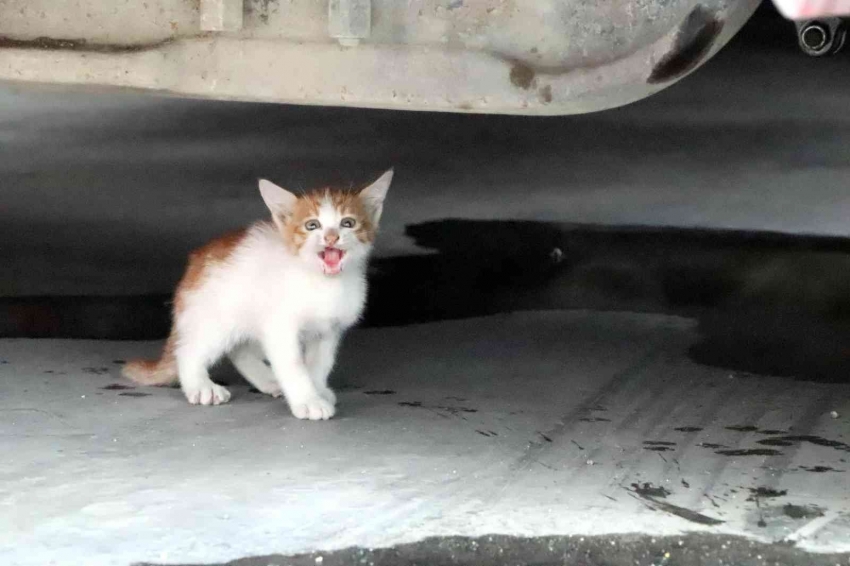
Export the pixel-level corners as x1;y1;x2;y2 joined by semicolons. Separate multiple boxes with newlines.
305;220;321;231
340;217;356;229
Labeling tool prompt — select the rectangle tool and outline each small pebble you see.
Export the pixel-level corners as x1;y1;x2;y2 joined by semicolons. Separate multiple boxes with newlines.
830;411;839;419
586;459;595;466
315;557;324;564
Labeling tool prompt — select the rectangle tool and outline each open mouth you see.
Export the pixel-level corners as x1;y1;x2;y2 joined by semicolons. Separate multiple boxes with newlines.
319;247;345;275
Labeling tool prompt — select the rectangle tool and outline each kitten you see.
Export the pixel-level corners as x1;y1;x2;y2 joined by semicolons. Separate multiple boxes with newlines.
122;169;393;420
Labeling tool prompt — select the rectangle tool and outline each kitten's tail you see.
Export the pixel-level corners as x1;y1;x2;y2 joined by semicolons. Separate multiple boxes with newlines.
122;334;179;386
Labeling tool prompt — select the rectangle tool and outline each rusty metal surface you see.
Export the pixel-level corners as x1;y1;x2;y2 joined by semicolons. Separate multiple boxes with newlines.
0;0;760;114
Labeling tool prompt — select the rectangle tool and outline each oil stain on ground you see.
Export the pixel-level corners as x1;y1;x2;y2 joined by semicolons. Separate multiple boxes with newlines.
139;533;850;566
10;221;850;389
627;484;724;526
783;504;825;519
715;448;783;457
757;435;850;452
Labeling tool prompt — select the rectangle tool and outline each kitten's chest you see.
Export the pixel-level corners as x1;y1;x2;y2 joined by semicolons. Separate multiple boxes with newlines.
296;274;365;329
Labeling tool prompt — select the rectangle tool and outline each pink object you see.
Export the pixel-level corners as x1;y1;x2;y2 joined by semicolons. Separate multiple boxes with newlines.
773;0;850;19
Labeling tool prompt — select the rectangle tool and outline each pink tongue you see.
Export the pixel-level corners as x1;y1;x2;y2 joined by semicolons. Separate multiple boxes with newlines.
323;248;341;269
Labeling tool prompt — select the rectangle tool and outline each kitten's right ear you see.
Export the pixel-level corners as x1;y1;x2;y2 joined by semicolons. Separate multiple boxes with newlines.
259;179;297;228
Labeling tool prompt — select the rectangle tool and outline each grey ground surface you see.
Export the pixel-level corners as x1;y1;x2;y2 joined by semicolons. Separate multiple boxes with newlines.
2;311;849;566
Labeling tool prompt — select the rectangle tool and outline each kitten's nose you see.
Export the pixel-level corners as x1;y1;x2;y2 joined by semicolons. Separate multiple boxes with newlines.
324;230;340;246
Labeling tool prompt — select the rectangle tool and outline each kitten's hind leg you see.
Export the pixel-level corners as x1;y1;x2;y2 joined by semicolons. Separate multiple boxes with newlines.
228;342;282;397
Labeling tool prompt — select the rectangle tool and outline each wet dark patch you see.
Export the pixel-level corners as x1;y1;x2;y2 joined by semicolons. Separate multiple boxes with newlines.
698;443;727;449
14;219;850;386
101;383;134;390
140;532;850;566
757;438;794;447
643;441;676;452
119;391;151;397
681;479;690;488
648;6;724;84
82;366;110;375
0;35;172;53
396;400;477;420
689;305;850;385
758;435;850;452
509;62;535;89
647;499;725;526
757;429;787;435
112;359;126;365
539;433;552;443
363;390;396;395
628;485;724;526
579;417;612;422
476;430;497;438
747;487;787;501
539;85;553;104
7;220;850;389
674;426;703;432
715;448;783;456
786;435;850;451
783;504;825;520
630;482;671;498
726;425;759;432
436;405;478;415
801;465;843;473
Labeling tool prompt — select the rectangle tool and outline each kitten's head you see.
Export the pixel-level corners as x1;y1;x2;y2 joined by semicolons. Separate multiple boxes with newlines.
258;169;393;276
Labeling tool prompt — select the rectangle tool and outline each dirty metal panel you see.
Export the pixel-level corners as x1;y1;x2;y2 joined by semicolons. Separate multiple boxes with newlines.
0;0;761;114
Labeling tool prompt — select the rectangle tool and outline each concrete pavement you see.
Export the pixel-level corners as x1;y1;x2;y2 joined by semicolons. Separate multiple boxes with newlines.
2;311;848;565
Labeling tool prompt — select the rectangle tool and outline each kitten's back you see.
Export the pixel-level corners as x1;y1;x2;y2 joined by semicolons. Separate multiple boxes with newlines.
122;229;249;386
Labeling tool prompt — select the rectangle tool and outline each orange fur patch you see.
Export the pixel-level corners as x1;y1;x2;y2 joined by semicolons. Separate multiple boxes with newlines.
174;229;248;314
123;230;247;386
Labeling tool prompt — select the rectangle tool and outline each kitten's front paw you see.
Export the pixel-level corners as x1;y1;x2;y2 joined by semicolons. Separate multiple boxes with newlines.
184;383;232;406
318;387;337;405
290;396;336;421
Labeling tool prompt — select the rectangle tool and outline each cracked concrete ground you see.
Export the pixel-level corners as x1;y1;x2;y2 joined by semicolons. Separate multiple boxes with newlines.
2;311;848;565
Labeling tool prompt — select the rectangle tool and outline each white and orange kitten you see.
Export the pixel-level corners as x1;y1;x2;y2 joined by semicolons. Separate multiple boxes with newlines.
123;169;393;420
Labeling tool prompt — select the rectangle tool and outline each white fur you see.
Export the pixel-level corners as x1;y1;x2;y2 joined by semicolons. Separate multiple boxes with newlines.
174;170;392;419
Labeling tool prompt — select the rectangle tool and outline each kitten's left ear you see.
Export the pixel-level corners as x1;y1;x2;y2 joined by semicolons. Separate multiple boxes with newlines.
360;168;394;226
259;178;297;230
